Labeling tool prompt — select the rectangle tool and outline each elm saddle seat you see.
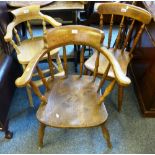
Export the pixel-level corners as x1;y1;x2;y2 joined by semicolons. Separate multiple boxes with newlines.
15;25;131;149
4;5;64;107
17;36;59;65
84;3;152;112
37;75;108;128
85;47;130;77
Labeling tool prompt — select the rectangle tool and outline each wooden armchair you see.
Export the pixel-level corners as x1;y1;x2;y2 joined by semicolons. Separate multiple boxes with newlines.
15;25;131;149
84;3;151;112
4;5;64;107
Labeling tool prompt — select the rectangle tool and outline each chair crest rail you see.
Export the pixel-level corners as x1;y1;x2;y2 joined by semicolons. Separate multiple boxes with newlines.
4;5;61;43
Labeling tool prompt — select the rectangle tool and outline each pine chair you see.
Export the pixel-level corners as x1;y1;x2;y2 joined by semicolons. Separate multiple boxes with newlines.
84;3;151;112
15;25;131;149
4;5;64;107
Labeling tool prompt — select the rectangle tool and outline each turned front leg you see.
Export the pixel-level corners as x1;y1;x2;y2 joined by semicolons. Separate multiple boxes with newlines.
38;122;46;148
101;123;112;149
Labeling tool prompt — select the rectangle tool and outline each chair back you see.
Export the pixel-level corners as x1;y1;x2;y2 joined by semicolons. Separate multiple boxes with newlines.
15;25;131;104
97;3;152;57
4;5;61;54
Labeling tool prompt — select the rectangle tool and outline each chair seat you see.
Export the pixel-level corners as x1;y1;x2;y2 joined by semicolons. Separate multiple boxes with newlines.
84;47;130;78
36;75;108;128
17;37;59;64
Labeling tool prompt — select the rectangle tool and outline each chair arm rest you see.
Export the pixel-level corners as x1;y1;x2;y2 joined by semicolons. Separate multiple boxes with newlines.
15;48;48;87
99;46;131;86
4;14;62;43
41;14;62;27
4;21;16;42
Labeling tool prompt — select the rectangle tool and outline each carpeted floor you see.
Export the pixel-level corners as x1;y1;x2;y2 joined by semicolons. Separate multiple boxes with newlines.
0;61;155;154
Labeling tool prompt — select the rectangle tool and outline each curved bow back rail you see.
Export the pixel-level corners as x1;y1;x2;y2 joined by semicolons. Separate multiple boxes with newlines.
98;3;151;24
15;25;131;88
4;5;61;43
98;3;152;54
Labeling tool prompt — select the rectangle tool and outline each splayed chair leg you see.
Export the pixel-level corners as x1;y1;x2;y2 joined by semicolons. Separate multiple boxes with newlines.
101;123;112;149
26;86;34;107
118;84;124;112
83;67;88;75
38;122;46;149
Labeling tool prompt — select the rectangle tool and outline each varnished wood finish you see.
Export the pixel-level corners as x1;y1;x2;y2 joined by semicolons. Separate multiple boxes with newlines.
84;67;88;75
121;19;135;53
97;3;151;24
63;46;68;77
15;26;130;87
93;51;100;82
13;28;21;45
37;75;108;128
22;64;34;107
79;46;85;77
114;16;125;51
14;25;131;148
4;5;64;107
10;39;20;54
118;84;124;112
26;21;33;39
26;85;34;107
129;24;145;57
85;47;130;79
17;37;59;64
47;52;54;81
4;5;61;42
98;80;116;105
97;63;110;92
36;66;50;91
99;14;103;30
101;123;112;149
29;81;47;104
7;1;53;8
85;3;151;111
38;122;46;148
108;14;114;49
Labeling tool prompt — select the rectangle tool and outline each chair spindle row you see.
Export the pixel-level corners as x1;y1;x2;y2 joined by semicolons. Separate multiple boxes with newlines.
80;45;85;77
13;28;21;45
108;14;114;49
98;79;116;105
114;16;125;51
63;46;68;77
26;20;33;39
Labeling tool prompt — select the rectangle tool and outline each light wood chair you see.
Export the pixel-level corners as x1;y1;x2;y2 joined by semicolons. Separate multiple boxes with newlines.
15;25;131;149
4;5;64;107
84;3;152;112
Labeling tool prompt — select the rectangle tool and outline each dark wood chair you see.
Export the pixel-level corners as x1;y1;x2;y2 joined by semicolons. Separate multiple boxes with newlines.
15;25;131;149
84;3;151;112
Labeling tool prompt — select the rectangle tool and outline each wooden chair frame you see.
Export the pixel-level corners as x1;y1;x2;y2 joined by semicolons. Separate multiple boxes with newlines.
4;5;64;107
84;3;152;112
15;25;131;149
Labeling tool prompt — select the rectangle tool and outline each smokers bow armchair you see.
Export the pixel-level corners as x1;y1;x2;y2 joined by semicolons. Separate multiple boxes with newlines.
84;3;152;112
15;25;131;148
4;5;64;107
